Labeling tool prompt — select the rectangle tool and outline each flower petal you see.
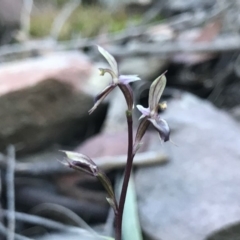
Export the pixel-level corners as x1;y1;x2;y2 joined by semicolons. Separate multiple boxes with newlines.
133;117;150;154
61;150;98;176
99;68;118;83
136;105;150;118
118;83;134;111
148;117;170;142
88;84;115;114
119;75;141;84
98;45;118;76
149;73;167;112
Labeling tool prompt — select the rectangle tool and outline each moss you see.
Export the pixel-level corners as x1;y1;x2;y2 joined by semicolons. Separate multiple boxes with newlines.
55;0;68;6
30;5;141;40
30;10;56;37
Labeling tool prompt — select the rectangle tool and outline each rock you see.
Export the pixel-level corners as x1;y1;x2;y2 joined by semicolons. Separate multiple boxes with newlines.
76;130;129;158
135;92;240;240
0;52;108;155
229;105;240;122
119;56;168;82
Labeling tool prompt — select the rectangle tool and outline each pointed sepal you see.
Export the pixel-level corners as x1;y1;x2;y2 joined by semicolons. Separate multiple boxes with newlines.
88;84;115;114
133;117;150;154
149;73;167;112
98;45;118;76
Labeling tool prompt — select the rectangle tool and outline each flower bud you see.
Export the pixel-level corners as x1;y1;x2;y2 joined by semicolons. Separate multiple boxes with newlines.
61;151;98;177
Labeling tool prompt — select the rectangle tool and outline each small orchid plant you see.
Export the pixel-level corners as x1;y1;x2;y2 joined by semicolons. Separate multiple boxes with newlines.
61;46;170;240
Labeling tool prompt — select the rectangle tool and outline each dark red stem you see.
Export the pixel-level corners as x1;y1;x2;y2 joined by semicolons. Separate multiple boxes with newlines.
115;110;134;240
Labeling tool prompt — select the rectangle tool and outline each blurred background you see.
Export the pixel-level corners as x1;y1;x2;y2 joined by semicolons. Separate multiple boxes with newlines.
1;0;240;239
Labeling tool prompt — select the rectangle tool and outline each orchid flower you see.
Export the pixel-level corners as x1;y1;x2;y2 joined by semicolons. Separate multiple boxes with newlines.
134;73;170;151
61;150;118;213
88;46;141;114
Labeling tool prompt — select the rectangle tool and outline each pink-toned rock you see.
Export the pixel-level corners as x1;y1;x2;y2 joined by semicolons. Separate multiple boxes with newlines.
76;132;129;158
0;52;107;154
75;130;150;160
0;52;91;95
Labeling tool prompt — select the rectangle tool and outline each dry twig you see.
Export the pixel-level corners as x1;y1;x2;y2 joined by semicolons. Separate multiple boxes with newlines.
6;145;16;240
20;0;33;40
30;203;97;236
1;210;97;238
0;150;168;176
0;3;226;60
107;35;240;57
50;0;82;40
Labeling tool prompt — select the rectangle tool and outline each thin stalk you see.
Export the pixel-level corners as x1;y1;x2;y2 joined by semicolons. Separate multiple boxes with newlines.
116;110;135;240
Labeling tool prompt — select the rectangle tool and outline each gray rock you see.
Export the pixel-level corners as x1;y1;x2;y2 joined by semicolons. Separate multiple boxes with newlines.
230;106;240;122
135;93;240;240
119;56;167;82
0;52;107;154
